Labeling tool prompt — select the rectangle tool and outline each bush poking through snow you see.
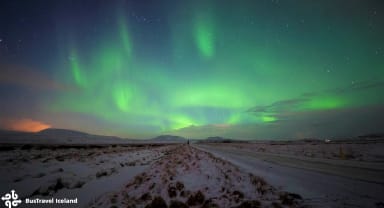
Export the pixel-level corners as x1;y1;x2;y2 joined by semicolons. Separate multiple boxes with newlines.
140;192;152;201
187;190;205;206
249;174;268;195
167;184;177;198
169;200;188;208
271;201;283;208
235;200;261;208
96;170;108;178
201;199;220;208
176;181;184;191
145;196;167;208
279;192;302;205
149;182;156;190
233;190;244;203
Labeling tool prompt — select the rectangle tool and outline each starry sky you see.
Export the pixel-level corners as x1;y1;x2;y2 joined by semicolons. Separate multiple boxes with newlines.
0;0;384;139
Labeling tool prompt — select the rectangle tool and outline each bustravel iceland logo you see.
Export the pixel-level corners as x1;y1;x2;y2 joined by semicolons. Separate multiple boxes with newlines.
1;190;22;208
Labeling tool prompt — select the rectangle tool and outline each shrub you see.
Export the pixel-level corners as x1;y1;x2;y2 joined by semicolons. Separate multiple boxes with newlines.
169;200;188;208
145;196;167;208
187;190;205;206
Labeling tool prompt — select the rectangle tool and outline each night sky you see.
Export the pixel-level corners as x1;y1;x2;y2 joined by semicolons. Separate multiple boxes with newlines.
1;0;383;139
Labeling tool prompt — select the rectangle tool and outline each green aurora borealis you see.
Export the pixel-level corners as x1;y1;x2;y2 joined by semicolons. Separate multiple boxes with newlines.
1;0;384;139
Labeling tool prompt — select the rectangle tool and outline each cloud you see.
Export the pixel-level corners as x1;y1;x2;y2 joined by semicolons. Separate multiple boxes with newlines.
168;105;384;139
165;124;232;139
247;98;308;114
302;79;384;97
0;118;51;132
331;80;384;94
168;79;384;139
0;64;67;91
247;79;384;116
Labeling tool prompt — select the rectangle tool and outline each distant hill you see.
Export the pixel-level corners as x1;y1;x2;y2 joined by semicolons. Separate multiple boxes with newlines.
37;128;89;137
205;136;228;142
358;133;384;139
37;128;127;142
151;135;186;142
200;136;235;143
0;129;30;137
0;128;130;144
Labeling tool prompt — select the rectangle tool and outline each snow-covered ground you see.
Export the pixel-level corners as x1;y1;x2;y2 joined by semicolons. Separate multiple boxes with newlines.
216;141;384;162
0;144;176;207
2;141;382;207
90;144;304;208
195;142;384;208
1;144;305;208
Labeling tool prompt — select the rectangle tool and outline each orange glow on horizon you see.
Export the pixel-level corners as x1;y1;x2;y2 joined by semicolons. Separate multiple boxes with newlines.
2;118;51;132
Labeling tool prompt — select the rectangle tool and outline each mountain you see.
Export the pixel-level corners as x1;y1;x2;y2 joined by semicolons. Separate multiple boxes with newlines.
203;136;232;143
199;136;248;143
358;133;384;140
151;135;186;142
0;128;129;144
37;128;89;138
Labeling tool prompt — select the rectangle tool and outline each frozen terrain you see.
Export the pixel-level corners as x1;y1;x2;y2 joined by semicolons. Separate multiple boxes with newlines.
195;141;384;207
1;143;305;208
89;144;304;208
0;143;176;207
1;137;384;207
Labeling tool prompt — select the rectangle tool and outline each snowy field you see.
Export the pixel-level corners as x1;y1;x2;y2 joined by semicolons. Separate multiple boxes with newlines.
0;144;174;207
1;141;383;207
196;141;384;207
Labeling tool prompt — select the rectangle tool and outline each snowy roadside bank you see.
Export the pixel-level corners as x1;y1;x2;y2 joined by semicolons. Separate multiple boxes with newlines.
195;144;384;208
